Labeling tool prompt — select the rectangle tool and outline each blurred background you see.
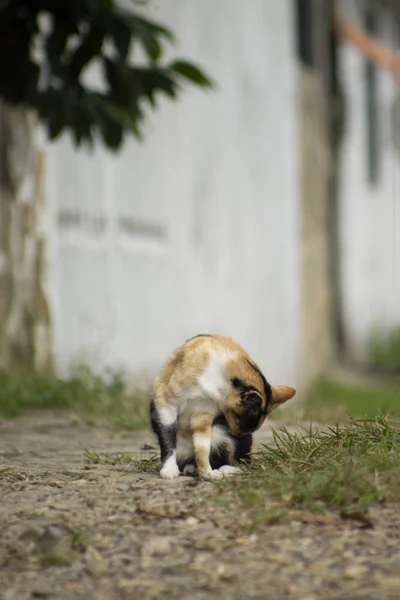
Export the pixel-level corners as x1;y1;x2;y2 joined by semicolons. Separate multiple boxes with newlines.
0;0;399;422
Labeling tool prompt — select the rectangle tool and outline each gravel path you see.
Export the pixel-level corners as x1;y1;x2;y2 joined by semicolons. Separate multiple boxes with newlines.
0;413;399;600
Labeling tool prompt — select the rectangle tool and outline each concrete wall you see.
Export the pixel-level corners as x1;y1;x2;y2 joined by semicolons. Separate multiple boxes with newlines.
44;0;300;387
337;0;400;361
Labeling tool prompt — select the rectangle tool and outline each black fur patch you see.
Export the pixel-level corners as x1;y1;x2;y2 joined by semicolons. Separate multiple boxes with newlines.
231;377;259;396
234;434;253;464
244;359;272;410
231;377;265;433
239;392;264;433
212;413;229;429
149;398;176;463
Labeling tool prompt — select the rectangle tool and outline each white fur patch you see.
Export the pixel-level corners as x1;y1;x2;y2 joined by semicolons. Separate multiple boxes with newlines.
179;348;237;408
158;405;177;427
160;453;179;479
211;425;235;461
192;433;211;451
201;469;223;480
197;348;237;404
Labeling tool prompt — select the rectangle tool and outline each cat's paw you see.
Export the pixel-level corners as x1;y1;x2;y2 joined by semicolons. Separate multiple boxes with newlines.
200;469;223;480
160;462;180;479
218;465;242;476
183;464;198;476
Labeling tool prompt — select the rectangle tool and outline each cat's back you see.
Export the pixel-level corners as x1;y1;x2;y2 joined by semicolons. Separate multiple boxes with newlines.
154;334;248;402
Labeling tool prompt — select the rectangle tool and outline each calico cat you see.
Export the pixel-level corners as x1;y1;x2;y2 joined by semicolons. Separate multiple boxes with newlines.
150;334;296;480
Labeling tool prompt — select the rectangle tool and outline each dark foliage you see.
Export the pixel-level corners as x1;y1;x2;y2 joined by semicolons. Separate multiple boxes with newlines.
0;0;212;151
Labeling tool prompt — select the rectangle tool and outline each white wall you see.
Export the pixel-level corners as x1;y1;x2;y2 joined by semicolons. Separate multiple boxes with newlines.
44;0;300;387
337;0;400;361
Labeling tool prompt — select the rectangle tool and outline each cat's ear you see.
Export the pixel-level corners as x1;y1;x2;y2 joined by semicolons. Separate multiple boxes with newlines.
271;385;296;405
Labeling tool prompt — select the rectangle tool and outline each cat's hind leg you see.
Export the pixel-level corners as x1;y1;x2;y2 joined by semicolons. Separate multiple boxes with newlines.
182;464;198;476
150;398;179;479
215;433;253;476
190;413;223;480
234;434;253;465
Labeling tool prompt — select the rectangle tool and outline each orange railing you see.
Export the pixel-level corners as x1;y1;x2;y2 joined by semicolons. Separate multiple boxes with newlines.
335;19;400;81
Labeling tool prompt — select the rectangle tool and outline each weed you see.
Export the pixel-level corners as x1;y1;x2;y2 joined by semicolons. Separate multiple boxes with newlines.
83;448;133;465
83;449;160;472
368;327;400;374
133;455;161;473
215;415;400;524
280;375;400;422
0;365;150;429
70;531;92;552
0;467;13;478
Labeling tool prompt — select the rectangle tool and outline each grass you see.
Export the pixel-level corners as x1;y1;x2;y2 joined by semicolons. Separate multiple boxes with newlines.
83;449;133;465
368;327;400;374
83;448;161;472
214;415;400;527
279;375;400;422
134;455;161;473
0;365;150;429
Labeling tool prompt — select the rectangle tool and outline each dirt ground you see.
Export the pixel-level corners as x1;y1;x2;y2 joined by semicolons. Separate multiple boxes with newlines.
0;413;399;600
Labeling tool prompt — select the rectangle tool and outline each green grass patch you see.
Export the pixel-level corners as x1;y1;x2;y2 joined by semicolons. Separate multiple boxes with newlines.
279;375;400;422
215;415;400;527
134;455;161;473
368;327;400;374
0;365;150;429
83;449;133;465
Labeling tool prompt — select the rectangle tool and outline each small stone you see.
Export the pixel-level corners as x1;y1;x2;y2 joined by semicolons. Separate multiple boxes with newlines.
36;526;66;554
3;590;18;600
117;483;131;492
235;535;257;546
35;525;74;566
85;547;109;575
141;536;171;557
344;565;369;578
185;517;199;527
19;526;42;542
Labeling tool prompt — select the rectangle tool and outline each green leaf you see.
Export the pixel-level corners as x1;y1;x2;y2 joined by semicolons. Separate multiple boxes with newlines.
68;24;105;80
126;14;174;62
129;14;175;44
97;113;124;150
45;20;71;77
107;15;132;60
102;58;132;104
142;33;162;63
129;68;178;105
170;60;213;88
85;0;111;14
98;99;142;140
0;1;214;153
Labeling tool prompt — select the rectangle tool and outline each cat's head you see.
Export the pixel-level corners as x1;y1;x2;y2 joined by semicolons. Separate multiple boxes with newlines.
223;379;296;437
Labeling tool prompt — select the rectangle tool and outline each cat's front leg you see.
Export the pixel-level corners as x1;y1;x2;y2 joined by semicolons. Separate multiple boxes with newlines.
150;399;179;479
190;413;223;480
